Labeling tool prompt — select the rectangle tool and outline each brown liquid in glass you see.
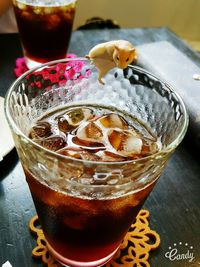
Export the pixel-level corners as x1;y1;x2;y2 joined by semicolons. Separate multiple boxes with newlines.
26;105;159;264
14;2;76;63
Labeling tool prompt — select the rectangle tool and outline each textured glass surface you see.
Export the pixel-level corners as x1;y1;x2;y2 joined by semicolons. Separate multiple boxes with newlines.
5;59;188;198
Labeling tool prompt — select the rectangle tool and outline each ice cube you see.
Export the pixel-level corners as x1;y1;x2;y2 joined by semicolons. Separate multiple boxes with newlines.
45;14;61;30
80;151;101;161
72;136;105;150
57;147;82;159
141;140;159;156
77;121;103;143
68;108;93;125
44;7;53;14
63;11;73;22
21;11;34;21
58;116;74;133
33;7;43;15
17;2;26;10
62;108;93;126
29;121;52;138
97;150;126;162
108;129;143;156
58;147;100;161
57;108;93;133
60;5;70;13
39;136;66;151
99;113;128;129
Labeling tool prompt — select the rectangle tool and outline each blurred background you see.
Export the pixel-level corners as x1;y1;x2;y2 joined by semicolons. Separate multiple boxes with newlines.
0;0;200;51
74;0;200;51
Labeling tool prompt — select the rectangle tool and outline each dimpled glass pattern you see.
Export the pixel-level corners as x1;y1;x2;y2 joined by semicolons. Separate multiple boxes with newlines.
5;58;188;198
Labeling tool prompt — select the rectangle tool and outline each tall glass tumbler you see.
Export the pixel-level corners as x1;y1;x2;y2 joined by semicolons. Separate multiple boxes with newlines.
12;0;77;68
5;58;188;267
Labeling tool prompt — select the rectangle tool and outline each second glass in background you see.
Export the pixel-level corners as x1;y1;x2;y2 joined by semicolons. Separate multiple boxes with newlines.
13;0;77;68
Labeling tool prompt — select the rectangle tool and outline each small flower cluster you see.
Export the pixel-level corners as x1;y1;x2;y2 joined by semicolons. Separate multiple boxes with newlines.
14;55;91;95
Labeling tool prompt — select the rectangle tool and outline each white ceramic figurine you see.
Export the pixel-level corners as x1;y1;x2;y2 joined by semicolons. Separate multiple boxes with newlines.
86;40;137;84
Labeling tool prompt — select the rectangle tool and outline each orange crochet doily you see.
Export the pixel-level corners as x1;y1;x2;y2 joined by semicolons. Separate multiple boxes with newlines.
29;209;160;267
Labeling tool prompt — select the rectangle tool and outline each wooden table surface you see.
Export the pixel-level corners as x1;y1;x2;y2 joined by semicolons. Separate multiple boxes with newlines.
0;28;200;267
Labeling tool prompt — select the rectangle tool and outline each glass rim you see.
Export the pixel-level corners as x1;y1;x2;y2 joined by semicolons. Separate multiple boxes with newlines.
5;58;189;165
13;0;77;7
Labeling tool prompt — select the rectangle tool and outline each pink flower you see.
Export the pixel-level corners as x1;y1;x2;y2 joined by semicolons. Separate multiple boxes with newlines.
14;55;91;91
14;57;29;77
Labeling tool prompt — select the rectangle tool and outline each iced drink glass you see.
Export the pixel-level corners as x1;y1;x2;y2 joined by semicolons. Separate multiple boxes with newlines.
13;0;77;68
5;58;188;267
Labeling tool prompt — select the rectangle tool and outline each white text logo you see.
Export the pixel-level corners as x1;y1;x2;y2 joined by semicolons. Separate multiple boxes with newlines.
165;242;195;263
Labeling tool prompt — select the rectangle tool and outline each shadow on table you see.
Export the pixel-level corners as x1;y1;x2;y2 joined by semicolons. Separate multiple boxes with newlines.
0;149;18;181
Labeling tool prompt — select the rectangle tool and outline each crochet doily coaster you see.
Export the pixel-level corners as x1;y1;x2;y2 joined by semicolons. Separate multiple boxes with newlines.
29;209;160;267
14;54;78;78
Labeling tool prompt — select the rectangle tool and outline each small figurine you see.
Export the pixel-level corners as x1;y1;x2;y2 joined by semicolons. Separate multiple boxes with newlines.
86;40;137;84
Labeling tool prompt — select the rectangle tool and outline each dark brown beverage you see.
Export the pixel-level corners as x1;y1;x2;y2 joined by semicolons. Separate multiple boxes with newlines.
29;105;161;161
25;169;155;265
13;0;76;67
27;104;160;266
6;54;188;267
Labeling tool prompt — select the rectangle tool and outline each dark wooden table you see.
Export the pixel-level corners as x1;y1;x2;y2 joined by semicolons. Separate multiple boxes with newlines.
0;28;200;267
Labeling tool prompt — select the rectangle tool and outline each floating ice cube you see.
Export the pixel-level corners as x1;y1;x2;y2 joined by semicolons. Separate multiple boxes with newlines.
17;2;26;10
58;147;82;158
44;7;53;14
108;129;142;156
97;150;126;162
58;116;74;133
29;121;52;138
63;12;73;21
46;14;61;30
57;108;93;133
72;136;105;150
58;147;100;161
21;11;34;20
69;108;93;125
80;151;101;161
39;135;66;151
141;139;160;156
99;113;128;129
77;121;103;143
33;6;43;14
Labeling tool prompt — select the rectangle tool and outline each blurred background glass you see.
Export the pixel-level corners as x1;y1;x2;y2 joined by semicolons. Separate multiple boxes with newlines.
12;0;77;68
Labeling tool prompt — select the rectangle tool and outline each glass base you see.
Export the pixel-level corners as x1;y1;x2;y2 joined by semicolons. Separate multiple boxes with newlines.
25;57;43;69
46;240;119;267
